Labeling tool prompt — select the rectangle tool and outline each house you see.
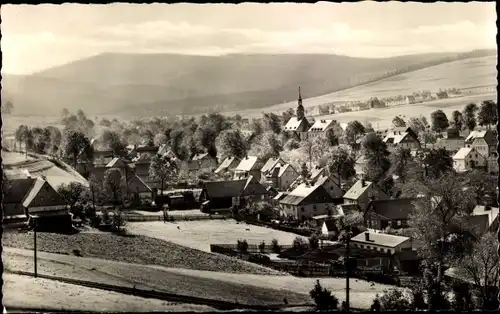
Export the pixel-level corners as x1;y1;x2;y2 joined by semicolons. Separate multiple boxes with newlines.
365;198;417;231
272;191;289;207
435;128;465;152
470;205;499;235
350;231;412;255
199;176;269;211
486;155;499;174
307;119;336;138
233;156;264;181
343;179;390;212
452;147;487;172
404;96;416;105
314;175;344;200
465;130;497;158
214;156;241;175
383;127;420;150
192;153;217;170
264;163;299;191
129;144;159;161
261;157;286;177
3;177;37;223
22;177;72;231
279;183;342;222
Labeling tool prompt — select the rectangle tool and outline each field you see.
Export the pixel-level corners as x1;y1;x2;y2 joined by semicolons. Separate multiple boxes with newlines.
2;229;282;275
4;246;392;309
1;115;62;136
127;220;307;252
228;55;496;119
4;273;216;313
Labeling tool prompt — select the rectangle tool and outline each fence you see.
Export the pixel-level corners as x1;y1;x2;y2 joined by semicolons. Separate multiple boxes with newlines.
243;220;314;237
211;243;340;254
125;214;227;222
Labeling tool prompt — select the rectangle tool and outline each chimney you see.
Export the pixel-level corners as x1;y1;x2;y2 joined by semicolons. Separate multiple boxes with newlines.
365;232;370;242
361;179;366;187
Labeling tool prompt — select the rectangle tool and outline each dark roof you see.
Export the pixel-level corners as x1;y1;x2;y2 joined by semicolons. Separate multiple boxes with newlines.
323;220;337;232
281;184;335;206
22;177;67;209
135;145;159;152
3;178;36;204
242;176;269;196
203;180;248;198
367;198;416;220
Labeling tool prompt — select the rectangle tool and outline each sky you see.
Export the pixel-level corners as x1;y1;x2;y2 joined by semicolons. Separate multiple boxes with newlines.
2;2;497;75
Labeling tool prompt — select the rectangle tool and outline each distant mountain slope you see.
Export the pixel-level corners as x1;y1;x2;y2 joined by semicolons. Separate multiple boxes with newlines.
3;49;495;117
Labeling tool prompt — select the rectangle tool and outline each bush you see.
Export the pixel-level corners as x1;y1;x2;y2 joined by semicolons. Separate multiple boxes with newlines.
112;209;127;232
309;280;339;311
258;241;266;253
376;288;412;311
309;234;319;249
293;236;309;252
90;215;102;228
271;238;281;254
237;239;248;254
370;296;381;311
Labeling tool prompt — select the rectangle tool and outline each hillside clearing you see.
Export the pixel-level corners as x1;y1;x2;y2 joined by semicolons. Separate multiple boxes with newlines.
2;229;282;275
126;220;307;252
3;273;216;313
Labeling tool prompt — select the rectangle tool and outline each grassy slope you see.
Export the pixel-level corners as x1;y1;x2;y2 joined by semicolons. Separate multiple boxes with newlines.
4;273;216;313
2;230;283;275
4;49;495;116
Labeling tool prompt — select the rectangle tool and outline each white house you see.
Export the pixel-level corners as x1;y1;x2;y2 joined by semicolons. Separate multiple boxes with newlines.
279;183;339;222
383;127;421;150
343;179;390;212
314;175;344;200
452;147;486;172
234;156;264;181
464;130;497;158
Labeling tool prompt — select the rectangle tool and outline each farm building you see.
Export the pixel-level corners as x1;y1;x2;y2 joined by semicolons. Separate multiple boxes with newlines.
452;147;487;173
350;232;412;255
214;156;241;176
22;177;72;232
383;127;420;150
3;177;37;223
199;176;269;211
364;198;417;231
279;183;342;222
343;179;390;212
233;156;264;181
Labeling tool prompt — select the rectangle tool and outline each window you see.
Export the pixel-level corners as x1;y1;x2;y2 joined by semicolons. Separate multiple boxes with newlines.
397;220;402;227
301;207;305;212
360;245;364;248
313;205;317;210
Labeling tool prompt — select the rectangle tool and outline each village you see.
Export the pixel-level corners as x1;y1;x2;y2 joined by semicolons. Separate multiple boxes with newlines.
2;84;499;311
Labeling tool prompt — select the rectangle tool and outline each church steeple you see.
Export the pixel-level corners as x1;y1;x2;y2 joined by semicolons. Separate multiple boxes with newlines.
296;86;305;120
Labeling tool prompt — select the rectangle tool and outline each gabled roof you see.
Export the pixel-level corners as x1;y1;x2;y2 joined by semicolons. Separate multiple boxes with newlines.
383;127;419;144
343;180;375;200
214;156;241;174
127;174;152;193
308;119;334;132
261;157;284;174
242;175;269;196
465;130;492;144
235;156;261;172
452;147;473;160
351;232;409;248
367;198;416;220
192;153;212;161
280;183;335;206
284;117;308;131
273;191;289;201
278;163;295;177
310;166;327;182
106;157;129;168
202;179;247;198
22;177;67;209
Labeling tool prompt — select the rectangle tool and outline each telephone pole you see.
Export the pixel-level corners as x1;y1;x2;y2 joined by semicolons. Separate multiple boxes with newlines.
33;217;38;277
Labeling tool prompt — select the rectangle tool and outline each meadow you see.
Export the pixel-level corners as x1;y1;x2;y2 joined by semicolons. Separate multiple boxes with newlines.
127;220;307;252
228;55;497;118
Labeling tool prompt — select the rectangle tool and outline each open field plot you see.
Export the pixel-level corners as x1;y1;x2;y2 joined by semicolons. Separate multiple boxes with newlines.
2;115;62;136
4;273;216;313
4;247;311;307
314;93;496;130
2;151;88;188
2;229;282;275
127;220;307;252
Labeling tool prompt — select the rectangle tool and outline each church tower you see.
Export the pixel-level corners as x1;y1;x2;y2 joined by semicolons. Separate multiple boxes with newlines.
296;86;305;120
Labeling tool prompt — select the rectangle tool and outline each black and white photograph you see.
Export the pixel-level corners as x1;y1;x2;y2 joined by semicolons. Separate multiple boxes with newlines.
1;2;498;312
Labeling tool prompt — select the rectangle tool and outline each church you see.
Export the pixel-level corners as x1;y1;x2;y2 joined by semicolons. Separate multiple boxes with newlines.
283;87;313;141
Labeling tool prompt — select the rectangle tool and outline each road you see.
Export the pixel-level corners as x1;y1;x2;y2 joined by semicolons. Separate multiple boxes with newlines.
3;246;391;309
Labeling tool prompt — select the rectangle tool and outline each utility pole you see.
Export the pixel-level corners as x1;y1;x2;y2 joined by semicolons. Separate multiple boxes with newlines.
33;218;38;277
345;227;351;312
